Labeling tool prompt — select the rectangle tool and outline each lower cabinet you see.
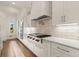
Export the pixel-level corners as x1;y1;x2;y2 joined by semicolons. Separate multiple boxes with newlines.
23;38;50;57
51;42;79;57
23;37;79;57
52;50;70;57
23;37;34;52
33;40;50;57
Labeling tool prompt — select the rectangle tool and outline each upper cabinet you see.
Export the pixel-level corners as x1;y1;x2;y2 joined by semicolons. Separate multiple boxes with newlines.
52;1;64;25
64;2;79;23
52;1;79;25
31;1;52;20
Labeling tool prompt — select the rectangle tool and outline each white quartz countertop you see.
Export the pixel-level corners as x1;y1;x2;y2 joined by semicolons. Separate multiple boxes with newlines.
45;37;79;49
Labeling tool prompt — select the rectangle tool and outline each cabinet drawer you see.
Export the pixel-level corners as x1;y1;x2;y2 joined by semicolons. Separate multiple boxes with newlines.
52;42;79;57
52;50;70;57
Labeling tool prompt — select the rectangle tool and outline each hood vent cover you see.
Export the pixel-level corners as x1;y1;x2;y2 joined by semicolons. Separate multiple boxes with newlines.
32;15;50;21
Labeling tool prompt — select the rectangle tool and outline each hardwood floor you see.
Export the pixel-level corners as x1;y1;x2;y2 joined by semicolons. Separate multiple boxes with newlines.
1;39;36;57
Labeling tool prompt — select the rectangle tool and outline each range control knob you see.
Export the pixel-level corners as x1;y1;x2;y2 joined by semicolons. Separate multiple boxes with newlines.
35;39;40;42
30;37;32;39
27;36;29;38
33;38;35;40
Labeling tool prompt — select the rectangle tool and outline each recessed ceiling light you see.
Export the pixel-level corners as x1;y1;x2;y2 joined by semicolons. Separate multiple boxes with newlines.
12;2;15;5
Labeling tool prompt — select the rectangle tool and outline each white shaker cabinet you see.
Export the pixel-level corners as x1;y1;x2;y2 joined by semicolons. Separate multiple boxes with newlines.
64;2;79;23
23;36;34;53
33;40;51;57
51;42;79;57
51;42;71;57
52;1;64;25
52;1;79;25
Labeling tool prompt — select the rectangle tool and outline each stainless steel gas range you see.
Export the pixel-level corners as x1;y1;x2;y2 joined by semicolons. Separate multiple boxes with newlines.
27;33;51;44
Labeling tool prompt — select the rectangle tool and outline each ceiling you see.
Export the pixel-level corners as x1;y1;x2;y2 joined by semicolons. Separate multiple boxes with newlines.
0;1;32;17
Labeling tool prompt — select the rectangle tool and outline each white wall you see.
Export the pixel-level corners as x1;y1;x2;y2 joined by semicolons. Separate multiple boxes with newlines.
0;14;17;41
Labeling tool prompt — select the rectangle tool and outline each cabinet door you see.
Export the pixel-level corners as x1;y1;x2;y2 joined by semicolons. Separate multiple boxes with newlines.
22;39;34;52
52;1;64;25
52;50;70;57
51;42;70;57
33;40;50;57
64;2;79;23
